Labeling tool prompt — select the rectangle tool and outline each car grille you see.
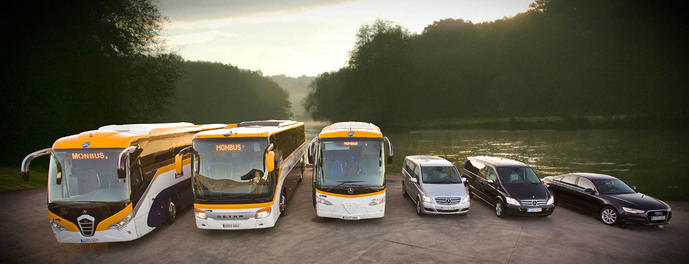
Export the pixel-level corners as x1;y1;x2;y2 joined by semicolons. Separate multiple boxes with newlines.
210;213;252;221
77;215;95;237
435;197;461;205
646;209;670;223
519;199;547;206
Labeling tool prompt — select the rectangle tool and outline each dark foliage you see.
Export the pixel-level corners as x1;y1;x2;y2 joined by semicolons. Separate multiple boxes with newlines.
305;0;689;130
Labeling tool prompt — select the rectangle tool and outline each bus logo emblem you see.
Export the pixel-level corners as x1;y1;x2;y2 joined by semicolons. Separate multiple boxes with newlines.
347;188;354;194
82;141;90;148
348;131;354;137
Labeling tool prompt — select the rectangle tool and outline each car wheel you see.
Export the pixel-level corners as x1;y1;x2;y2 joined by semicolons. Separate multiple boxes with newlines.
166;197;177;224
600;206;619;226
495;200;505;218
402;182;407;197
416;198;424;216
279;190;287;216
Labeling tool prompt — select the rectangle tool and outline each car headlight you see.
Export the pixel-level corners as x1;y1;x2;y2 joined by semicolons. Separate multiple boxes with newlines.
622;207;645;214
256;207;272;219
316;197;333;205
50;220;67;232
505;197;520;206
108;215;132;230
422;195;433;203
461;195;470;203
369;197;385;206
546;195;554;205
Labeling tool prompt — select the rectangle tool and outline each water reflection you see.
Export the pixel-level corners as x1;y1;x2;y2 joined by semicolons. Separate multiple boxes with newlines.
305;123;689;201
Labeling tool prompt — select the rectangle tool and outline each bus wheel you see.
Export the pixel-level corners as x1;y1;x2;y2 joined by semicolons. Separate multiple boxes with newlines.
279;190;287;216
166;197;177;224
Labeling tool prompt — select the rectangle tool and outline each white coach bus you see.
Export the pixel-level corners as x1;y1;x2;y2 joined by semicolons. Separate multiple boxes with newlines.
175;120;305;230
307;122;393;220
21;123;223;243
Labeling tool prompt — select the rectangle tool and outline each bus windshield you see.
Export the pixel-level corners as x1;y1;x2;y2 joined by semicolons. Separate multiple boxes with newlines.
193;138;272;202
48;149;129;203
317;139;384;189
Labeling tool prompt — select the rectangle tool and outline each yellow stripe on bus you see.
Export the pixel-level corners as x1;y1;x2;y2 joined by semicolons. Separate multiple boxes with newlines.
96;203;133;231
48;211;80;232
315;188;385;198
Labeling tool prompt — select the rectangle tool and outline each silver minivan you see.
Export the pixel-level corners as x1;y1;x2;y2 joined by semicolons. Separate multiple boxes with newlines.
402;155;470;215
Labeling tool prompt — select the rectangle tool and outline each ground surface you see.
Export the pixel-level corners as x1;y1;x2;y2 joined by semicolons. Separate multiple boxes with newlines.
1;169;687;264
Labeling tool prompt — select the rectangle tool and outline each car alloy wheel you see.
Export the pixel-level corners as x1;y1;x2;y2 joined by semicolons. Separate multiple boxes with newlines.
416;198;423;215
495;201;504;218
601;207;618;225
402;182;407;197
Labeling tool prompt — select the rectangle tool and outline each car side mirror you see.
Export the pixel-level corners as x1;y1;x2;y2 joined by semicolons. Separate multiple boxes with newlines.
486;179;495;184
461;177;467;183
585;188;596;195
410;178;418;184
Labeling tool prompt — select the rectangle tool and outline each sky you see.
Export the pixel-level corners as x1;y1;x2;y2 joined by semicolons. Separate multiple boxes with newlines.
158;0;535;77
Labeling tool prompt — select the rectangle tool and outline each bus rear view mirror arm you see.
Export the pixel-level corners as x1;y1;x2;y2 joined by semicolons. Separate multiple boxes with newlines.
21;148;52;182
174;146;192;176
117;146;137;179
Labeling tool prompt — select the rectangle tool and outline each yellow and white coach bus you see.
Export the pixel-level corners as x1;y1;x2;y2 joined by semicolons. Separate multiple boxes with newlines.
307;122;393;220
174;120;305;229
21;123;224;243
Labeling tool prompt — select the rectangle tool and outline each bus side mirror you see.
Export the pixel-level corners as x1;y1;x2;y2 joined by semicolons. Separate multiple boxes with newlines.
307;137;317;164
175;154;183;175
384;136;393;164
266;151;275;172
174;146;192;176
21;148;51;182
117;146;137;179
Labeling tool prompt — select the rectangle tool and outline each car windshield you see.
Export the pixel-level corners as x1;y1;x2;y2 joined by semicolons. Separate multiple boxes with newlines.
317;139;384;188
48;149;129;202
593;178;636;194
421;166;461;184
192;138;272;201
497;166;541;185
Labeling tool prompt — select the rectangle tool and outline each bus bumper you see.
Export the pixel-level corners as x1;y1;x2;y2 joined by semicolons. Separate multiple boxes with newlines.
315;193;386;220
194;209;277;230
52;225;139;243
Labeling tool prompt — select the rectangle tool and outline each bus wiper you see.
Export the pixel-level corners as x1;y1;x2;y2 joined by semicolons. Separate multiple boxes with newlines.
327;180;364;192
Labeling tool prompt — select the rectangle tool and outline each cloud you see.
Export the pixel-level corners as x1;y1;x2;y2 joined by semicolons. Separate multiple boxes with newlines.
158;0;358;21
162;30;239;47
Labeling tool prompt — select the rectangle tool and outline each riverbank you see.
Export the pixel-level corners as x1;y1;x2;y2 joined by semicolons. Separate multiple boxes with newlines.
0;166;47;192
386;115;689;131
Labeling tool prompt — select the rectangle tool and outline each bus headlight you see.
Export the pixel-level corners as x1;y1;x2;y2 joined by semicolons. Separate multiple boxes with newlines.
108;215;132;230
369;197;385;206
316;197;333;205
50;220;67;232
505;197;520;206
256;207;271;219
194;208;207;219
422;195;433;203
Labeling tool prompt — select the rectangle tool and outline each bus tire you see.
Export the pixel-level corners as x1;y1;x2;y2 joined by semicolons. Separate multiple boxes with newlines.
166;197;177;224
279;189;287;216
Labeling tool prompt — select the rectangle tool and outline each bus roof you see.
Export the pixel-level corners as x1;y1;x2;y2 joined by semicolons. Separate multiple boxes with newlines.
52;123;225;149
194;120;303;139
319;121;382;138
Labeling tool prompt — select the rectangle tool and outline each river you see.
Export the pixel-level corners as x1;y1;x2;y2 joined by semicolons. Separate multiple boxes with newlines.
305;122;689;201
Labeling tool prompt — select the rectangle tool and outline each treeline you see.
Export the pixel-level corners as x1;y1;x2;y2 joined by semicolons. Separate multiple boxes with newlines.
305;0;689;130
160;61;291;123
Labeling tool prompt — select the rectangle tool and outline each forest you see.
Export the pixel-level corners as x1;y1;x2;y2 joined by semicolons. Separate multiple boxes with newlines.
305;0;689;130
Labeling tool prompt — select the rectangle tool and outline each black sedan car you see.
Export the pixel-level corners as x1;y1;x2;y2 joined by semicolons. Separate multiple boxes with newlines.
543;173;671;226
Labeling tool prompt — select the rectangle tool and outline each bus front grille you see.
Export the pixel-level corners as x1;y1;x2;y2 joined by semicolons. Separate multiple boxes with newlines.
77;215;95;237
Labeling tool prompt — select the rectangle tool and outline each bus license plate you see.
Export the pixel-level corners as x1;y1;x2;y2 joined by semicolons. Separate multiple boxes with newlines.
651;215;666;221
527;208;542;213
223;223;240;228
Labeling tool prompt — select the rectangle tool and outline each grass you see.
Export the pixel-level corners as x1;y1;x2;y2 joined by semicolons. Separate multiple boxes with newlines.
0;166;47;192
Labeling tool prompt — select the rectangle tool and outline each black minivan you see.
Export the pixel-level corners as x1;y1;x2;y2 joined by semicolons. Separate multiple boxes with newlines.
462;156;554;217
